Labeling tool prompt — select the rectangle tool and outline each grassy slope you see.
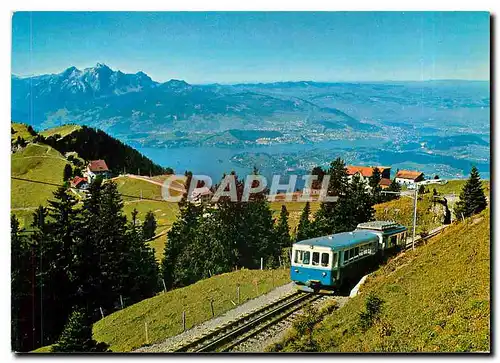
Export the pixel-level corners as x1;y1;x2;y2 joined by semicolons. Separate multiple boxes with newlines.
374;195;442;235
11;122;36;142
270;201;320;233
93;268;290;352
11;143;71;226
277;209;490;352
39;124;82;138
432;179;490;196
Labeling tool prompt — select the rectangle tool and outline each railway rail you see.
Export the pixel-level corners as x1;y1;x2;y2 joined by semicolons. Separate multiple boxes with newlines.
166;224;449;353
173;291;324;352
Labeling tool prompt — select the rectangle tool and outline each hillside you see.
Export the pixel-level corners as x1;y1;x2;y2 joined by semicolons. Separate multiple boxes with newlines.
11;122;174;229
91;268;289;352
41;125;171;176
272;209;490;352
11;142;73;226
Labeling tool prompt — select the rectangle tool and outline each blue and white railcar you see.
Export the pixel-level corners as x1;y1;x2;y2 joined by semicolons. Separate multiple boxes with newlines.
290;221;407;293
291;230;380;293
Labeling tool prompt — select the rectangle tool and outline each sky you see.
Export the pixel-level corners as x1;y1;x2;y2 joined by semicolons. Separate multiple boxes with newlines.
12;11;490;83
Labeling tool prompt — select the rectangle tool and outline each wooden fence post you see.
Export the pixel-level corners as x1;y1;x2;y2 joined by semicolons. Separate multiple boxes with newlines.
162;279;167;293
260;257;263;270
120;295;124;309
99;307;104;319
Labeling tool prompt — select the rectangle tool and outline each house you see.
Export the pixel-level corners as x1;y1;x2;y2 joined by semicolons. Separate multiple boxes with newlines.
85;159;111;183
70;176;89;190
346;165;391;186
395;170;425;188
379;178;392;189
190;186;213;205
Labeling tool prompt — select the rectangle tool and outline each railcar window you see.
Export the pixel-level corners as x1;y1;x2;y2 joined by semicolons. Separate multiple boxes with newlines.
354;247;359;258
321;253;329;267
312;252;320;266
303;251;310;264
344;250;349;264
349;249;354;260
390;235;397;247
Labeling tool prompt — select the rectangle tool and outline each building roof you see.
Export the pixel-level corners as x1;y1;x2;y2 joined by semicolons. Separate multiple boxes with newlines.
191;186;213;198
395;170;423;180
294;230;379;250
346;165;390;177
88;159;109;172
379;178;392;187
71;176;88;187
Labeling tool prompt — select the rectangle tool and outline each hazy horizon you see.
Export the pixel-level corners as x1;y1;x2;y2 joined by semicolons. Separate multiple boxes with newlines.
12;12;490;84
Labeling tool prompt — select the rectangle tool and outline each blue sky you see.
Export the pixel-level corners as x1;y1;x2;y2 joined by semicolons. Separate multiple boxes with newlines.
12;11;490;83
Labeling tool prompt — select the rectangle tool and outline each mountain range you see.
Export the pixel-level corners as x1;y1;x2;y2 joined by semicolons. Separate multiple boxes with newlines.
12;63;376;138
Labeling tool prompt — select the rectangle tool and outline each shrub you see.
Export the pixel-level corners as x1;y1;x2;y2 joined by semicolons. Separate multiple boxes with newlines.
358;293;384;331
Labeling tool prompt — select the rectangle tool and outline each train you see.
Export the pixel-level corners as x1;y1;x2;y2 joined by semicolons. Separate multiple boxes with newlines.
290;221;408;293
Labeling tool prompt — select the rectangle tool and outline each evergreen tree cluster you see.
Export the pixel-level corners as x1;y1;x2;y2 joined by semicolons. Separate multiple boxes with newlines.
454;166;488;219
296;158;378;241
11;180;159;352
41;125;173;176
161;171;291;290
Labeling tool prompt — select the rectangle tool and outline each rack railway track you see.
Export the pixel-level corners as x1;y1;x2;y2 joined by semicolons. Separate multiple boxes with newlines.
172;291;325;353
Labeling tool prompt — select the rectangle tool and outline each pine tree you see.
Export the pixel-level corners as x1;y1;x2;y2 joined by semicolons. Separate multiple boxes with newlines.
454;166;487;219
142;211;157;240
296;202;311;242
51;309;109;352
161;201;202;289
368;167;382;204
63;164;73;181
384;178;401;201
125;210;159;304
312;158;349;236
11;215;32;351
275;205;291;250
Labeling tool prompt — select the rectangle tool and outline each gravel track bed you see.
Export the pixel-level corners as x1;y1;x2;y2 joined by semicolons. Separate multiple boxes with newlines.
229;296;349;352
136;282;297;352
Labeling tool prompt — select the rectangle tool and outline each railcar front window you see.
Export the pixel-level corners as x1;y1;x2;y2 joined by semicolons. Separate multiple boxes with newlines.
303;251;311;265
321;253;329;267
312;252;320;266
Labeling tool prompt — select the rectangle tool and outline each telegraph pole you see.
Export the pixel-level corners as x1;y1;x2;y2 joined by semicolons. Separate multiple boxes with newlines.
412;187;418;250
381;186;419;250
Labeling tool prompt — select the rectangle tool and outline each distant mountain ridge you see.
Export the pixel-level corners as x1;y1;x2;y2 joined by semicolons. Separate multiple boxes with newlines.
11;63;379;138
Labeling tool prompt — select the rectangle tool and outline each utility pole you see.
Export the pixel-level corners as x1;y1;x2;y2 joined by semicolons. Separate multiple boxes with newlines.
381;186;419;250
412;187;418;250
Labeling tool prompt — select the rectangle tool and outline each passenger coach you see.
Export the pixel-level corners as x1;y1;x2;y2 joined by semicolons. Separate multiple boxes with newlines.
290;221;407;293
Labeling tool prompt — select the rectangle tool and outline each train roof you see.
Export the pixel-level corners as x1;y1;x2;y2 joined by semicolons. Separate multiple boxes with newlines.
356;220;407;235
294;230;379;250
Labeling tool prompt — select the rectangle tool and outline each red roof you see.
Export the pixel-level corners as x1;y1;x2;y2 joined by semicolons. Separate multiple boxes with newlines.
71;176;88;187
88;159;109;172
395;170;424;180
379;178;392;188
347;165;390;178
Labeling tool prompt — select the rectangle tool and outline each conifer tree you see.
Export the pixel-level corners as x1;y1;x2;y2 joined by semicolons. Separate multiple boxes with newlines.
296;202;311;242
368;167;382;204
63;164;73;181
161;200;202;289
384;178;401;201
125;210;159;304
142;211;157;240
454;166;487;219
11;215;31;352
51;309;109;352
313;158;349;236
275;205;291;250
